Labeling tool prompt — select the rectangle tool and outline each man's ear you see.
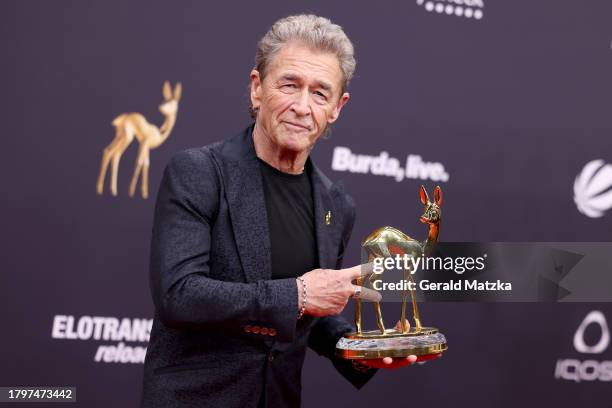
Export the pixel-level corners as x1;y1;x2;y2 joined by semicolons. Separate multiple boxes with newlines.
328;92;350;124
250;69;263;111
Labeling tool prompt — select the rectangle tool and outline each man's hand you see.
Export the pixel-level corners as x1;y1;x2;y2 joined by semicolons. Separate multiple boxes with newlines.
354;320;443;369
297;264;380;317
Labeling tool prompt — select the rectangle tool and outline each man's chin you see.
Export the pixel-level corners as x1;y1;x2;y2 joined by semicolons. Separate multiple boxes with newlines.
279;141;310;153
277;132;315;153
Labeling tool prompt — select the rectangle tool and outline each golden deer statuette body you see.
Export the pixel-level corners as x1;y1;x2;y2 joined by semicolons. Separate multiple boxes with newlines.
356;185;442;336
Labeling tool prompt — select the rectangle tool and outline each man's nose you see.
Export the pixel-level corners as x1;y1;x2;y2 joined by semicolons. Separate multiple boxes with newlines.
291;89;311;116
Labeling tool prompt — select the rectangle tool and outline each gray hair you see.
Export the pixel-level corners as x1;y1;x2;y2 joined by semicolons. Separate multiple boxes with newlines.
249;14;356;118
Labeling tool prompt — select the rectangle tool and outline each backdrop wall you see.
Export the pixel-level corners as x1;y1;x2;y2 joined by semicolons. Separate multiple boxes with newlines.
2;1;611;406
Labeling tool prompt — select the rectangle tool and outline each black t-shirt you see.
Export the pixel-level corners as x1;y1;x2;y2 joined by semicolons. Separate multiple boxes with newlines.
257;157;319;279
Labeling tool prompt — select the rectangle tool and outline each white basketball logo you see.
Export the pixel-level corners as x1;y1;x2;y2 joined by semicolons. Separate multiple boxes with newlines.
573;160;612;218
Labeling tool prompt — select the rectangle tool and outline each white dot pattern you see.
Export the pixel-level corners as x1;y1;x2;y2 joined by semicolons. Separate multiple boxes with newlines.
418;0;484;20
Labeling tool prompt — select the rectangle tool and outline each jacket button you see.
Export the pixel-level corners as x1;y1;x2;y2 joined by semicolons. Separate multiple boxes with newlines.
244;325;252;333
269;328;277;336
260;327;269;335
268;353;275;362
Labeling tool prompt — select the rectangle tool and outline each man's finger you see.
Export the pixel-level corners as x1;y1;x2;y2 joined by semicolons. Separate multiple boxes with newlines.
342;263;375;281
394;319;411;331
351;285;382;302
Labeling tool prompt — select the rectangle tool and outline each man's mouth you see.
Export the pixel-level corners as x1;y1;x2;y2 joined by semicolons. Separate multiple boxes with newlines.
283;121;311;131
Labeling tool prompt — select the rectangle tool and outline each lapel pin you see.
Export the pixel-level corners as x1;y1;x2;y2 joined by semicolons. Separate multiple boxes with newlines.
325;210;332;225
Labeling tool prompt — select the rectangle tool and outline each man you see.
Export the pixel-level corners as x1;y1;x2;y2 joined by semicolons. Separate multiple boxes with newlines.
141;14;416;408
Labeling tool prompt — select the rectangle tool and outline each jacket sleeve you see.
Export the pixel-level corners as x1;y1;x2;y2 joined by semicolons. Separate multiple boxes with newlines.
149;149;298;342
307;192;379;389
307;315;378;389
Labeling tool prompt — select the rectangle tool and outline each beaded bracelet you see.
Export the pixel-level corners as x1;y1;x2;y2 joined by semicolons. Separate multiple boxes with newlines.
297;276;307;320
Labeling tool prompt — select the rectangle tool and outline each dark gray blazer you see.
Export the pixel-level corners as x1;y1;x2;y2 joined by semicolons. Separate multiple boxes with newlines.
141;124;377;408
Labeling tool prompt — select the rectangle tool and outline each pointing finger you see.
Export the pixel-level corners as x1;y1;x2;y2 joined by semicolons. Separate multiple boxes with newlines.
351;285;382;302
342;263;375;281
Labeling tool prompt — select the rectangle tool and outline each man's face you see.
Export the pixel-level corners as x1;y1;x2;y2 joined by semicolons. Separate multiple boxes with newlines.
250;42;350;153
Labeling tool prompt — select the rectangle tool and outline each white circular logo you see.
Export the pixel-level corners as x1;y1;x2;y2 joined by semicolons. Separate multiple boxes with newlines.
574;160;612;218
573;311;610;354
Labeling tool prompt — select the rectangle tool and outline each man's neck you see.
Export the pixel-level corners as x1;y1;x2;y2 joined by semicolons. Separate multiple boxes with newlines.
252;122;310;175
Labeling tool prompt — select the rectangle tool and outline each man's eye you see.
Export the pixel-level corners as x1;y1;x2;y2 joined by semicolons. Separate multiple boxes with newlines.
314;91;327;100
282;83;297;89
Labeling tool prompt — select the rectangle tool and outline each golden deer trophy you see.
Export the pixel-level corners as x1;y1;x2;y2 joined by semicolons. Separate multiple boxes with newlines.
336;185;448;360
96;81;181;199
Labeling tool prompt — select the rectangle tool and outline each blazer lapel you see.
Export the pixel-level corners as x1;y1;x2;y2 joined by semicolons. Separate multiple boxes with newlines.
310;161;343;270
213;125;272;283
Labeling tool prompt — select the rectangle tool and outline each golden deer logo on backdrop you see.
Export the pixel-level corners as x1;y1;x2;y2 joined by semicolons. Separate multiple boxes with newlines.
96;81;182;199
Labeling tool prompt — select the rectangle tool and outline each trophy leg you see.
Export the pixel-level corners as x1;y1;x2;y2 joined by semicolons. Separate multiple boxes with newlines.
367;266;386;334
400;267;409;333
355;276;363;335
405;269;422;332
374;301;386;334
